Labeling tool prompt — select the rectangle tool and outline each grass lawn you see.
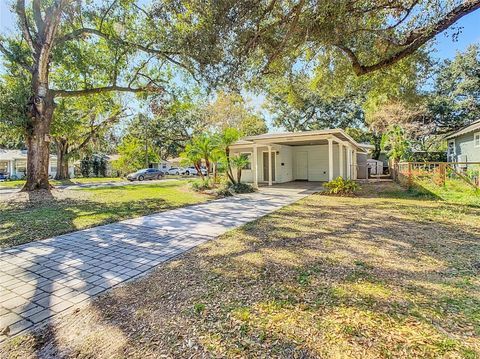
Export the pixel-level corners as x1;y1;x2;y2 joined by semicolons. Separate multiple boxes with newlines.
0;177;125;188
0;181;208;248
414;177;480;207
2;182;479;358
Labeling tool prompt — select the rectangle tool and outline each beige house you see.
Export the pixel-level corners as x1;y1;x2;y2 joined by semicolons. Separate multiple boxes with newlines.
229;129;366;186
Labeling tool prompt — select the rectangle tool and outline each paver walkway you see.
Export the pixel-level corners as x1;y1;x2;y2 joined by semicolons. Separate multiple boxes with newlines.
0;184;321;340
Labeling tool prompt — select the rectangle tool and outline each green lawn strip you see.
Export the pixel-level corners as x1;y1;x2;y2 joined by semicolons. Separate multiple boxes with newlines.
414;178;480;207
0;177;126;188
2;182;478;358
0;181;208;248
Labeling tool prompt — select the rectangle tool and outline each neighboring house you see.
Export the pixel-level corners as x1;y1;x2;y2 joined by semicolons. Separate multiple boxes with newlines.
446;120;480;162
229;129;366;186
0;149;74;179
151;159;172;171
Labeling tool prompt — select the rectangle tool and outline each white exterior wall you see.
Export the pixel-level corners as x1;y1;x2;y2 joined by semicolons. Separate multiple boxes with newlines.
231;145;293;184
276;145;293;183
232;142;351;184
292;144;340;181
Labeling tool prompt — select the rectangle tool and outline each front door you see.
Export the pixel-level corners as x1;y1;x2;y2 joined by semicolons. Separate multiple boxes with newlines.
263;152;276;182
295;151;308;180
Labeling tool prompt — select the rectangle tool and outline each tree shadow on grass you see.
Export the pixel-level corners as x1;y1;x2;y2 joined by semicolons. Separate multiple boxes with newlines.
0;189;201;248
2;183;479;357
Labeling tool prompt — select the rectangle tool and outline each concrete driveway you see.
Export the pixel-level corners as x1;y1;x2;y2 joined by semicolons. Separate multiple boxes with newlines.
0;182;321;340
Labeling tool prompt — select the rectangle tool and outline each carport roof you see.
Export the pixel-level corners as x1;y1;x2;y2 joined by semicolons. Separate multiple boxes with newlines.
232;129;366;152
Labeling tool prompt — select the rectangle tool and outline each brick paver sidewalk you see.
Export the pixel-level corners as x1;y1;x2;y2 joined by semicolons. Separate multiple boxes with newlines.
0;185;319;340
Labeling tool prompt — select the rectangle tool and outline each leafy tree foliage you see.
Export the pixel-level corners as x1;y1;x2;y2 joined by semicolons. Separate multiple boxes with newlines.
381;125;412;162
428;44;480;131
0;65;30;148
112;134;160;175
157;0;480;82
149;93;207;159
0;0;209;190
264;72;364;131
51;94;126;179
204;92;267;135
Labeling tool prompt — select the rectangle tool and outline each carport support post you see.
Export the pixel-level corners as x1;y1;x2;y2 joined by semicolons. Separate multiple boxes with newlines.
346;146;352;179
353;150;357;180
253;145;258;188
328;138;334;182
268;145;272;186
339;143;344;178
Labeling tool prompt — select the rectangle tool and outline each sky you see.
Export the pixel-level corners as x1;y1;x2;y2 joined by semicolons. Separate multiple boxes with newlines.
0;1;479;130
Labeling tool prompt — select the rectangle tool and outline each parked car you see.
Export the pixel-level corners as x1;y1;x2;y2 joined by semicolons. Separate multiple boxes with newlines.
166;167;184;175
126;168;164;181
181;166;208;176
0;173;8;182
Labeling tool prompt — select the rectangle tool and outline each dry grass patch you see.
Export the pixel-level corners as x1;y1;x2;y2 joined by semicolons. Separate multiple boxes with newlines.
1;182;479;358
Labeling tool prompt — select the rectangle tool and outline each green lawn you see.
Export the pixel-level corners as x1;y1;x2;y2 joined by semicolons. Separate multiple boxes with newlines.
0;181;208;247
414;177;480;207
2;182;479;358
0;177;125;188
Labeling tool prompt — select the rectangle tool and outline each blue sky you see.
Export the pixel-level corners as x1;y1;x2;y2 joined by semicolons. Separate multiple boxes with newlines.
1;1;479;129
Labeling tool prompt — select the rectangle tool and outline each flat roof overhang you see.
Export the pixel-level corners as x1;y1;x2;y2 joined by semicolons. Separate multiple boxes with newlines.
232;130;367;153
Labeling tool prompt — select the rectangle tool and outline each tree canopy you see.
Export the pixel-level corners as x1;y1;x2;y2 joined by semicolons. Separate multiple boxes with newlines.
156;0;480;82
428;44;480;131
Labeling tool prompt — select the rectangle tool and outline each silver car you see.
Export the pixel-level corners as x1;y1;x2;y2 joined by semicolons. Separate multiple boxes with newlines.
127;168;164;181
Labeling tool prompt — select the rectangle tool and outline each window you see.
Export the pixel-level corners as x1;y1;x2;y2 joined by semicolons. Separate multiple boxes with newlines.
241;152;252;170
475;132;480;147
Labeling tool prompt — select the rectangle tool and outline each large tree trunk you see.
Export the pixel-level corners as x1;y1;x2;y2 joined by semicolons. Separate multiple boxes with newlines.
55;138;70;180
22;74;55;191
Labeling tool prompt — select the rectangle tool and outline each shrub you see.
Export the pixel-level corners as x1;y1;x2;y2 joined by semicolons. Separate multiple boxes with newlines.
213;182;256;197
190;178;214;192
229;182;255;194
214;185;233;197
323;177;359;195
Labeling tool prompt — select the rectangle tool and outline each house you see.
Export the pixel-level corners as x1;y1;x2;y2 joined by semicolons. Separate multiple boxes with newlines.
151;159;173;171
0;149;74;179
446;119;480;162
229;129;367;186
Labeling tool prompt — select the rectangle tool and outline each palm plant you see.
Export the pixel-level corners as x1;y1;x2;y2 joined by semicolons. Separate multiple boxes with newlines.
230;154;250;184
191;133;216;178
180;143;204;180
209;147;225;184
216;128;240;184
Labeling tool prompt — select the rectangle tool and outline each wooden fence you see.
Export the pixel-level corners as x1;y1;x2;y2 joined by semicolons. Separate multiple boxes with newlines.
390;161;480;189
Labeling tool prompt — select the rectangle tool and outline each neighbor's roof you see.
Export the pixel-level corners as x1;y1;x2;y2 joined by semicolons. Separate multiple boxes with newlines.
446;119;480;139
232;129;366;152
0;149;57;161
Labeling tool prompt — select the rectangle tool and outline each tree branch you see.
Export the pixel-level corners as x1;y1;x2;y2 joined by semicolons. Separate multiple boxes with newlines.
71;109;125;153
52;84;160;98
337;0;480;75
54;27;199;79
15;0;36;52
32;0;45;36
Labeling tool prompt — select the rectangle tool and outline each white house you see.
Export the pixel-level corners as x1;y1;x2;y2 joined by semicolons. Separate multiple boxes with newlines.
0;149;74;179
229;129;366;186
